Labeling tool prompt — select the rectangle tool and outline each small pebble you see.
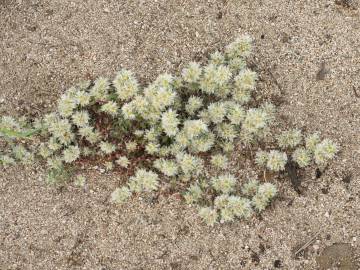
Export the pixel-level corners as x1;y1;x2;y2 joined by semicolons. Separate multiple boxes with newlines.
104;7;110;13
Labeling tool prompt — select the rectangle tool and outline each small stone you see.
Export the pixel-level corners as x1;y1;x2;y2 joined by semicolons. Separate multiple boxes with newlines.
104;7;110;13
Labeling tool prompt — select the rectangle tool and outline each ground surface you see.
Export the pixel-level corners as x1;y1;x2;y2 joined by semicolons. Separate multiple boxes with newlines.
0;0;360;269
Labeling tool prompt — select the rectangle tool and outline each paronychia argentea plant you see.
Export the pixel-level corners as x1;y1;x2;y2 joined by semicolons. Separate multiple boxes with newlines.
0;36;338;225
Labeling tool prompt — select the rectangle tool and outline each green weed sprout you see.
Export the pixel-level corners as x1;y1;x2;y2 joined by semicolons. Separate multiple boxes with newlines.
0;36;339;225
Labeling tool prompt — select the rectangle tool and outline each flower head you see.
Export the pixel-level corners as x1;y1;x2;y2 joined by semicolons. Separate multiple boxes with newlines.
128;169;159;192
225;35;252;59
161;109;179;137
63;145;80;163
176;153;203;176
227;103;245;125
266;150;287;171
182;62;202;83
198;207;218;226
153;158;178;177
292;148;311;168
101;101;119;116
183;119;208;139
255;150;268;167
72;111;89;127
111;187;132;204
185;96;203;115
116;156;130;168
305;133;321;153
183;184;203;204
211;174;237;194
58;93;77;117
74;90;91;106
242;179;259;196
125;141;137;152
207;102;227;124
210;154;228;169
314;139;338;165
74;175;86;187
90;77;110;100
99;141;116;154
277;129;302;149
209;51;225;66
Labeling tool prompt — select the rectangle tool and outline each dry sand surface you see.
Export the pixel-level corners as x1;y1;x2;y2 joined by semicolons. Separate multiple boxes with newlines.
1;0;360;269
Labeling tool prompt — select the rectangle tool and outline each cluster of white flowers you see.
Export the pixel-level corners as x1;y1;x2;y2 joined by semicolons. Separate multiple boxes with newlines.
252;183;277;212
211;174;237;194
72;111;89;127
210;154;228;169
113;70;139;101
198;207;218;226
99;141;116;154
185;96;203;115
182;62;202;84
197;179;277;225
214;195;253;223
241;179;259;196
153;158;178;177
63;145;80;163
292;148;311;168
314;139;338;166
90;77;110;100
183;183;203;205
161;109;179;137
111;186;132;204
266;150;288;171
277;129;302;149
116;156;130;168
255;150;288;171
128;169;159;193
101;101;119;116
176;152;204;176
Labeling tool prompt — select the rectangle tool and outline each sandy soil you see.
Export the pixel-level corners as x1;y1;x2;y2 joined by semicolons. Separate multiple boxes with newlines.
1;0;360;269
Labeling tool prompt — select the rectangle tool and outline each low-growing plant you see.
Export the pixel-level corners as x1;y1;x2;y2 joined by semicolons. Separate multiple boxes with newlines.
0;36;338;225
